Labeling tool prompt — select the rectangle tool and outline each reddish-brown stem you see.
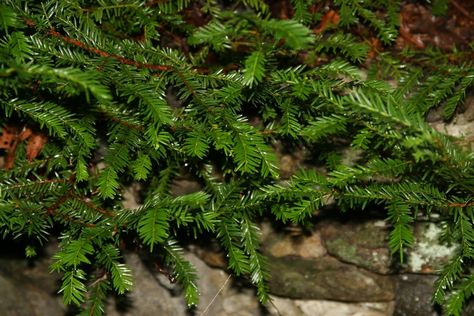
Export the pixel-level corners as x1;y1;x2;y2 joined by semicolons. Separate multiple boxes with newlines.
448;201;474;208
47;192;72;215
48;200;97;227
451;0;474;22
47;29;171;72
9;178;70;191
109;117;144;131
74;195;116;217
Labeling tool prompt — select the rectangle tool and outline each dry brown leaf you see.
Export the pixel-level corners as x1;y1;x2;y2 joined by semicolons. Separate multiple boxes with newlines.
26;133;48;162
314;10;340;34
0;125;18;149
0;125;48;168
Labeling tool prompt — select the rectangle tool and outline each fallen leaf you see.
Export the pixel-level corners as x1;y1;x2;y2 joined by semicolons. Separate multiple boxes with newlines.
0;125;18;149
367;37;383;59
19;127;33;141
26;133;48;161
314;10;340;34
1;125;20;169
0;125;48;169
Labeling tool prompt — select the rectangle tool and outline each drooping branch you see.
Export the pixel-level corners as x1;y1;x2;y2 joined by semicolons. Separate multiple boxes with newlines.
47;29;171;72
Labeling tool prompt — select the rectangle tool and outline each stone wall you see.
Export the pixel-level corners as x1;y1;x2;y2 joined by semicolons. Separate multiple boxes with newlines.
192;215;462;316
1;215;472;316
0;96;473;315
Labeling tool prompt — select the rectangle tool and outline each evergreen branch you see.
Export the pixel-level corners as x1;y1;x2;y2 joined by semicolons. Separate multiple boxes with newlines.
448;201;474;208
0;4;23;31
137;207;169;251
386;201;414;262
240;215;270;302
59;269;87;306
315;33;368;62
342;182;447;209
2;1;474;313
242;50;266;87
25;65;111;102
292;0;311;23
118;83;172;125
279;100;301;137
52;238;95;269
242;0;269;13
434;255;464;304
301;114;348;141
163;240;199;306
97;168;119;199
217;217;250;276
110;262;134;295
3;177;70;190
445;274;474;316
82;274;109;316
1;99;71;138
131;152;152;181
46;29;170;72
188;21;231;52
47;191;74;215
183;130;210;158
261;19;314;50
72;195;115;217
346;89;427;132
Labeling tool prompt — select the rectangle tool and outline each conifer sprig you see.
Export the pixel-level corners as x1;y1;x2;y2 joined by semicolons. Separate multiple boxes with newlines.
0;1;473;315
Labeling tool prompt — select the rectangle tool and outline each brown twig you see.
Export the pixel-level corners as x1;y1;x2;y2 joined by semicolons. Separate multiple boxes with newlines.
155;262;176;283
90;271;108;287
451;0;474;22
8;178;70;191
46;197;97;227
47;29;171;72
109;117;144;131
448;201;474;208
75;195;116;217
46;191;72;215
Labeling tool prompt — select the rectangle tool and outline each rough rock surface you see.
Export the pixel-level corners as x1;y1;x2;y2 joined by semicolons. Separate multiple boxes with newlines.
267;255;396;301
406;222;456;274
191;243;227;269
463;300;474;316
319;220;392;274
0;243;65;316
0;268;65;316
106;252;188;316
394;274;439;316
261;222;327;259
267;296;395;316
107;251;262;316
186;252;261;316
429;98;474;150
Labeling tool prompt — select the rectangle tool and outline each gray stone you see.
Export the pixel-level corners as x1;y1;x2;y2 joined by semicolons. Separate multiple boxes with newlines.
0;245;65;316
463;300;474;316
266;296;395;316
429;105;474;150
279;154;300;179
170;179;202;196
190;244;227;269
122;182;141;209
261;222;327;259
394;274;439;316
319;220;392;274
406;222;456;274
186;252;262;316
461;95;474;122
0;273;64;316
106;252;188;316
107;251;262;316
267;255;396;301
